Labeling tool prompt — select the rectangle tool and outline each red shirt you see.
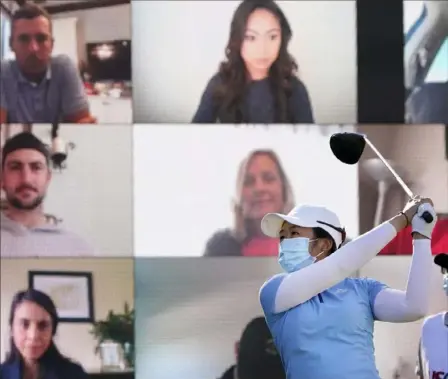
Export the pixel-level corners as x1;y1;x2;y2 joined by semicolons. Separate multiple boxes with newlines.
242;237;278;256
380;219;448;255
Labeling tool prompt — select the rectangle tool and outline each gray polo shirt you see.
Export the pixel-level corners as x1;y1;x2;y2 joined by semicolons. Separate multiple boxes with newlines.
0;212;96;257
0;54;89;123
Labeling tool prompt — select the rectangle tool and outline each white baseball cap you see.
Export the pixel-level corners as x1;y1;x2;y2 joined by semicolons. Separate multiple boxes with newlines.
261;204;345;248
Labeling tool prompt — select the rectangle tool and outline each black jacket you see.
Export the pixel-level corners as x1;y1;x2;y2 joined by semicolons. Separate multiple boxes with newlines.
0;358;88;379
218;365;235;379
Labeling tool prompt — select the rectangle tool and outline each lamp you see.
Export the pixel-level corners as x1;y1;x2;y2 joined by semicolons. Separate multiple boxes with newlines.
362;158;410;226
49;124;75;171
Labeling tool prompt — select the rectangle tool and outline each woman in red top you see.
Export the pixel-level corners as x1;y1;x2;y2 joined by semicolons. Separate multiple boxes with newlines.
204;149;294;256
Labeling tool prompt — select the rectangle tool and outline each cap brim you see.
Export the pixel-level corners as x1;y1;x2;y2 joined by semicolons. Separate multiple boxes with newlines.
260;213;317;238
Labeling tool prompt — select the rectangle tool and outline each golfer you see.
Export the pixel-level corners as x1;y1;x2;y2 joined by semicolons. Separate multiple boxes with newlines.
259;197;436;379
416;253;448;379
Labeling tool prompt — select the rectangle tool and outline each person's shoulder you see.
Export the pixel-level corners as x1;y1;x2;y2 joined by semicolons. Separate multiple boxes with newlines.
0;59;14;79
422;312;445;329
259;273;287;313
1;59;10;70
62;359;87;376
204;228;240;256
288;75;309;94
218;365;235;379
55;227;96;255
0;360;17;375
289;75;306;87
205;72;223;90
51;54;77;74
51;54;75;66
260;273;287;294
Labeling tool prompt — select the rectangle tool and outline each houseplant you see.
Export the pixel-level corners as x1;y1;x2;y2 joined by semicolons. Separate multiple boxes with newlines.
91;302;134;368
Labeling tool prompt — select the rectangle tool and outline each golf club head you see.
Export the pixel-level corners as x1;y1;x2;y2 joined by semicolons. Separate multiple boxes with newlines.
329;132;366;165
434;253;448;271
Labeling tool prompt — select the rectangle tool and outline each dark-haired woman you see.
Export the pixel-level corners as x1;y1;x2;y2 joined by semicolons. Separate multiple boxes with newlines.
192;0;314;124
259;198;436;378
0;289;88;379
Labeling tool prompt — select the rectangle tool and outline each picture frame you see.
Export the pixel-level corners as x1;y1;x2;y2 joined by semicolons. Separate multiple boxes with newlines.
28;270;94;323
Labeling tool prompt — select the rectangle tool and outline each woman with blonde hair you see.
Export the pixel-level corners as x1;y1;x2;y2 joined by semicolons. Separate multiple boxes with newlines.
204;149;294;256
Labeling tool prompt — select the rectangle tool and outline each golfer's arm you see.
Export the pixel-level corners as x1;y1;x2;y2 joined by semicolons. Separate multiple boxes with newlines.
273;217;404;313
373;238;431;322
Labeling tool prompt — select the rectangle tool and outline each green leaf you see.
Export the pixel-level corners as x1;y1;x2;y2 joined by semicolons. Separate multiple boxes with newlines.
90;302;135;352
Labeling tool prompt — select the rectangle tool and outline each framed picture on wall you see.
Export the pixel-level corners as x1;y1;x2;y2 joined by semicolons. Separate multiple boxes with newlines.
28;271;94;323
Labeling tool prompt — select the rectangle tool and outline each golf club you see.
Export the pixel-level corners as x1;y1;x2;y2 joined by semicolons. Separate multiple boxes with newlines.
362;158;409;227
329;132;434;223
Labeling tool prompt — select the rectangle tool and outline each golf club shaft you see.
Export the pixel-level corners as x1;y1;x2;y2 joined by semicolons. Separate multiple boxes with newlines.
364;138;414;197
364;137;434;223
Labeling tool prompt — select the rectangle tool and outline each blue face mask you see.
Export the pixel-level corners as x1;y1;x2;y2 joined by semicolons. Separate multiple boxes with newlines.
278;237;323;273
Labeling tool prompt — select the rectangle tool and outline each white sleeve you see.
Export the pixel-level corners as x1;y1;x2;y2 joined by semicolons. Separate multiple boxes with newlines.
274;222;397;313
372;239;431;322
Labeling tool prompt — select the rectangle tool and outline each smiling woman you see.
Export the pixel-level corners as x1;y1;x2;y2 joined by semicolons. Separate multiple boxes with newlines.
133;124;360;257
204;149;295;257
132;0;357;124
192;0;313;124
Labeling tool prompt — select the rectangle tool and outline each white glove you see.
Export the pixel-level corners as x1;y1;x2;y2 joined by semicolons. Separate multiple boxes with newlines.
411;202;437;239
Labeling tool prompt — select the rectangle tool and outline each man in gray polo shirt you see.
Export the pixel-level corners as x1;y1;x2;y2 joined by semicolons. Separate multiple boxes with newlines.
1;132;95;257
0;3;95;124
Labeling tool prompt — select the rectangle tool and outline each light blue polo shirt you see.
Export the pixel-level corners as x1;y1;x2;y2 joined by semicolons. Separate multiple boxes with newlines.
260;275;387;379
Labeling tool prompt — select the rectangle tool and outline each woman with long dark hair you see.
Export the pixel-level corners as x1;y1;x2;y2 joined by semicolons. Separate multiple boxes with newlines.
0;289;88;379
192;0;314;124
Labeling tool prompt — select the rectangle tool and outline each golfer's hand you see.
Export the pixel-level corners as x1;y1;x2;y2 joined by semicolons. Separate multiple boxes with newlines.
402;196;434;225
411;203;437;239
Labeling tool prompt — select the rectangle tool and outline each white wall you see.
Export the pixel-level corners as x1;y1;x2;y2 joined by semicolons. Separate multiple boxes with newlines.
133;124;359;257
0;124;133;257
132;1;357;124
134;258;280;379
135;257;446;379
51;4;131;65
52;17;83;65
0;258;134;372
52;4;131;43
